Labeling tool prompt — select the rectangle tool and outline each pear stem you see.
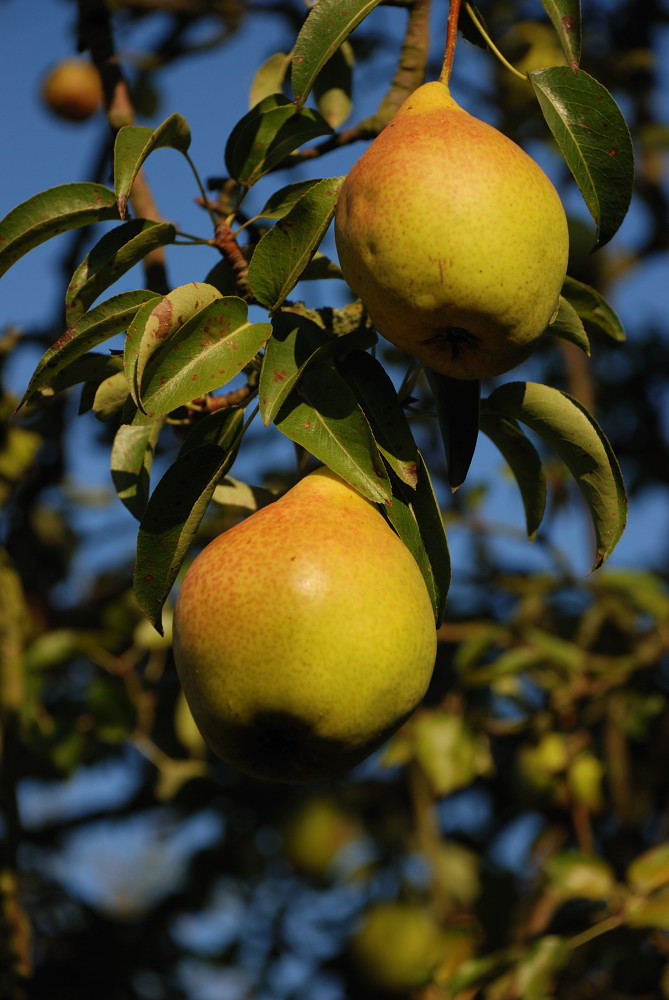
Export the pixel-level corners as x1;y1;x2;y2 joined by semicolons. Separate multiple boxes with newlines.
464;2;530;83
439;0;462;85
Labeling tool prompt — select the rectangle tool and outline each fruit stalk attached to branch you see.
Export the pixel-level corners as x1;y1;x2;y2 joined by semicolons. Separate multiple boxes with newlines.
334;1;569;382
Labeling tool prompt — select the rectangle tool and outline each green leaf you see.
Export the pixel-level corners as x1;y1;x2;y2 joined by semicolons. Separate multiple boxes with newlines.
0;183;120;278
111;418;164;520
626;891;669;931
275;364;392;504
411;709;492;797
540;0;582;70
248;177;344;311
531;68;634;248
257;179;325;220
114;113;191;218
486;381;627;569
134;408;245;631
383;455;451;625
225;94;332;187
561;275;625;341
249;52;291;108
40;353;123;402
479;402;546;541
627;843;669;895
259;310;331;426
65;220;176;324
313;40;354;128
515;936;569;999
21;290;160;407
426;372;481;491
300;252;343;281
550;296;591;354
291;0;384;106
123;282;222;410
338;350;419;488
545;851;616;900
92;371;130;421
139;297;271;415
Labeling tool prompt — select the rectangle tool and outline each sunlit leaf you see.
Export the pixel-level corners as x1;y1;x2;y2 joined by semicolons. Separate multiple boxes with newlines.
248;177;344;312
531;68;634;247
561;275;625;341
0;183;119;278
627;843;669;895
249;52;290;108
540;0;582;70
545;851;616;900
291;0;384;106
134;407;246;631
123;282;222;410
21;290;160;408
66;220;176;324
550;296;591;354
225;94;332;187
410;709;492;797
111;418;165;520
114;113;191;218
257;180;324;220
139;297;271;415
275;364;391;503
338;350;419;488
259;310;331;426
383;455;451;624
313;40;354;128
92;370;130;421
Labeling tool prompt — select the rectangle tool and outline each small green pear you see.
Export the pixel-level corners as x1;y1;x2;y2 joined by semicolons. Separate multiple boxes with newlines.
334;81;569;380
172;467;436;782
351;901;447;991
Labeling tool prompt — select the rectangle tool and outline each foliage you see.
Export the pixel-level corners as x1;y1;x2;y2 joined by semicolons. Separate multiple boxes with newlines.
0;0;668;998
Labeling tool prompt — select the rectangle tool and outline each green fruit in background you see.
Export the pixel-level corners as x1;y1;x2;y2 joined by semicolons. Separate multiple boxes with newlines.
283;795;362;878
351;901;446;992
334;81;569;381
41;59;103;122
172;467;436;783
498;22;567;107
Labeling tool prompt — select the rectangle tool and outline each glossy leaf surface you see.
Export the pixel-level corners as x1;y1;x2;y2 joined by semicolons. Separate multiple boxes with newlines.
0;183;119;278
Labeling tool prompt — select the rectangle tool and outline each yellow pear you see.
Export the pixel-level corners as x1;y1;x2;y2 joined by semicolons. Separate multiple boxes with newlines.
172;467;436;782
334;81;569;380
41;59;103;122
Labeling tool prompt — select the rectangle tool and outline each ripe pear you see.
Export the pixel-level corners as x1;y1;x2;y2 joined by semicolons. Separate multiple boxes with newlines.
41;59;103;122
172;467;436;783
334;81;569;380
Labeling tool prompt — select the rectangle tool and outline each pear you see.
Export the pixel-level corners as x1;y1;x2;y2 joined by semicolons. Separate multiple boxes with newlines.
334;81;569;380
172;467;436;783
351;902;448;991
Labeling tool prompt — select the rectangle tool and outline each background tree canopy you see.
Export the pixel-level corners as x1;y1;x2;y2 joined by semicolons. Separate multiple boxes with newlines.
1;0;669;998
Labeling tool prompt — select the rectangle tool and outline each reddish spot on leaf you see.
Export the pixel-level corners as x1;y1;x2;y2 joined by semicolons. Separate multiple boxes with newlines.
609;147;619;157
143;574;154;582
273;370;288;382
561;15;576;30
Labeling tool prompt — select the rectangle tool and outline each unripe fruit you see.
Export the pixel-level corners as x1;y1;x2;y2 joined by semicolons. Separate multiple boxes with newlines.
41;59;103;122
351;902;447;991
